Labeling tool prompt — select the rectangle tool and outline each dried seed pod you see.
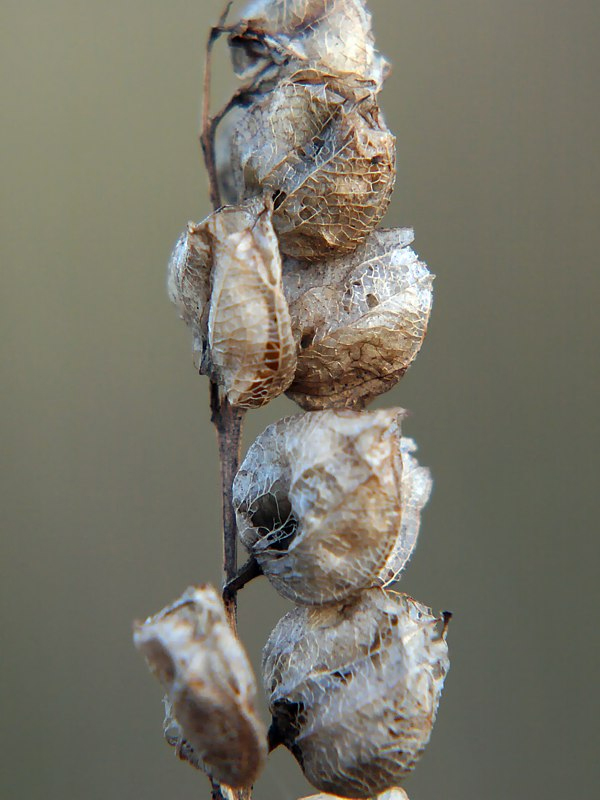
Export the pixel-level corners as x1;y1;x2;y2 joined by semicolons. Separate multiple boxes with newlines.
228;0;389;90
222;79;395;261
133;585;267;788
299;790;409;800
263;589;450;798
167;198;297;408
282;228;433;409
233;408;430;605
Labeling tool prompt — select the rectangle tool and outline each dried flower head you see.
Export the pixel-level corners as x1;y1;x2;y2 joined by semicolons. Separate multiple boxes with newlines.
133;585;267;788
167;197;297;407
282;227;433;409
233;409;431;605
228;0;389;90
263;589;450;798
220;77;395;261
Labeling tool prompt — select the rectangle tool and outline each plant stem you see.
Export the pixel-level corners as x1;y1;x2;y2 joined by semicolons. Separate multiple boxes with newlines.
210;381;245;630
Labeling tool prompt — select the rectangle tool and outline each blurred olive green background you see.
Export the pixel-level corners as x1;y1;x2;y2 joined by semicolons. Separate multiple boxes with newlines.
2;1;599;798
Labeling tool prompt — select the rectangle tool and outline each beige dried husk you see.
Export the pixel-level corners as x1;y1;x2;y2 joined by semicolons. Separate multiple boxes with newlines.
167;197;296;408
133;585;267;788
219;75;395;261
233;409;431;605
299;790;409;800
227;0;389;91
282;227;434;409
263;589;450;799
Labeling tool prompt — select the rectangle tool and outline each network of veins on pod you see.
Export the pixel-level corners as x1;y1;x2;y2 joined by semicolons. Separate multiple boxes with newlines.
133;3;450;799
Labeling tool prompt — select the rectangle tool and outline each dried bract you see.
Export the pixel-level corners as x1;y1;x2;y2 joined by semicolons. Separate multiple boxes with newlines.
263;589;450;798
133;585;267;788
299;790;409;800
283;228;433;409
221;78;395;260
228;0;389;90
233;409;430;604
167;198;297;407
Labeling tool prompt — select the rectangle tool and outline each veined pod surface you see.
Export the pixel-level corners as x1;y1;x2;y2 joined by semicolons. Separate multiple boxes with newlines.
299;790;409;800
283;228;433;409
233;409;431;605
220;77;395;261
133;585;267;788
263;589;450;798
227;0;389;91
167;198;297;408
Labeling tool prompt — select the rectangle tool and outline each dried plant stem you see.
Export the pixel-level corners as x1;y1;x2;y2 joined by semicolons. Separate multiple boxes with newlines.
209;383;250;800
210;382;246;627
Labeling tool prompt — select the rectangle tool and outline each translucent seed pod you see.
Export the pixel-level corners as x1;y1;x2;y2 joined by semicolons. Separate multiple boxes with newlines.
282;228;434;409
227;0;390;91
233;409;431;605
133;585;267;789
167;198;297;408
299;790;409;800
263;589;450;799
221;78;395;261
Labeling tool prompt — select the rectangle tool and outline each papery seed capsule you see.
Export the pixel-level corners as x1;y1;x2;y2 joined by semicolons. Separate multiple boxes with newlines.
228;0;389;90
299;790;410;800
282;228;433;409
233;409;431;605
167;198;297;408
133;585;267;788
221;78;395;261
263;589;450;799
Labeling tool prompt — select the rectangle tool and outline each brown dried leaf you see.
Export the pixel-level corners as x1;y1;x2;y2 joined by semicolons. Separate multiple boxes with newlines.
167;198;297;408
263;589;450;799
228;0;389;90
283;228;433;409
222;78;395;260
133;585;267;788
233;409;430;604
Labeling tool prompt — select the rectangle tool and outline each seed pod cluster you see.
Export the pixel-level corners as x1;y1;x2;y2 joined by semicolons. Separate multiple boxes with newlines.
167;197;296;408
221;73;396;260
157;2;450;797
216;0;395;261
133;585;267;788
263;589;450;798
233;408;432;605
226;0;390;90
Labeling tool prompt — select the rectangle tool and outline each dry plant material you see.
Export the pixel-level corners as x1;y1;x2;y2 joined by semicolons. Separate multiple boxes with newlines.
263;589;450;798
227;0;389;90
167;197;296;407
220;75;395;260
299;790;409;800
133;585;267;788
233;409;431;605
283;227;433;409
